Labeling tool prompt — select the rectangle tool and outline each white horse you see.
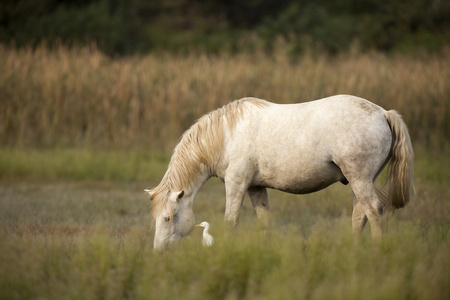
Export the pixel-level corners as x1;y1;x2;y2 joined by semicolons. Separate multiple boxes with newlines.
146;95;414;250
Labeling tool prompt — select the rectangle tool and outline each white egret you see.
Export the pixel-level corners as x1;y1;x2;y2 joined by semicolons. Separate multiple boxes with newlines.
195;221;214;247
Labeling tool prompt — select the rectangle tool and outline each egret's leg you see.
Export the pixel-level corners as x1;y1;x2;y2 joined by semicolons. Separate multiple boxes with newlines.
248;187;271;229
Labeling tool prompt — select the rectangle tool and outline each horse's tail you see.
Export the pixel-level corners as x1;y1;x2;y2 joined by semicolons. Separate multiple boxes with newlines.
383;110;414;210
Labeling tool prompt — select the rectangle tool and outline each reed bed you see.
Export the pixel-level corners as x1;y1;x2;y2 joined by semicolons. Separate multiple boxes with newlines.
1;44;449;150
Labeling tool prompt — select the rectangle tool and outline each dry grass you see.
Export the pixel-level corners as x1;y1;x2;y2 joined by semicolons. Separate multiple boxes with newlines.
0;44;448;150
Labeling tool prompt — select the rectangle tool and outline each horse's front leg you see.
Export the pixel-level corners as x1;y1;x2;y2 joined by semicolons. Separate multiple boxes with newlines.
248;187;271;229
224;177;249;228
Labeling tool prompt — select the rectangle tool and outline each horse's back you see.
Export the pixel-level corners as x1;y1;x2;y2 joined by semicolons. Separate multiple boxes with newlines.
252;95;390;155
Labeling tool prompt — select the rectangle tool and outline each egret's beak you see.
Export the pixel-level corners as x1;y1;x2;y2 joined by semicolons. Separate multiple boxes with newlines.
195;224;201;227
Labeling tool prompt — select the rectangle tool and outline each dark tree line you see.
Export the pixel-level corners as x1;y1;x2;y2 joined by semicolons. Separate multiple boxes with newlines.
1;0;449;55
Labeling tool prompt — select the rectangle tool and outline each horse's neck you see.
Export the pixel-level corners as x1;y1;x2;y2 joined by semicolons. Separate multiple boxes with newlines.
188;166;211;196
166;162;211;198
167;125;222;197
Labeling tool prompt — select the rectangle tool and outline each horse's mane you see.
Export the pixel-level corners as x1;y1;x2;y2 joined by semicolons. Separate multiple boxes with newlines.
150;97;269;221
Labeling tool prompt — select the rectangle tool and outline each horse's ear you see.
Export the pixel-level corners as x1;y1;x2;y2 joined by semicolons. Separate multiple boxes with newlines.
169;190;184;203
144;188;155;200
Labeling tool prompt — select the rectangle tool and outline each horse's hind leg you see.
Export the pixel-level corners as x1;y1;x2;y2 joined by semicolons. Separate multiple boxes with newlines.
351;181;383;239
248;187;271;229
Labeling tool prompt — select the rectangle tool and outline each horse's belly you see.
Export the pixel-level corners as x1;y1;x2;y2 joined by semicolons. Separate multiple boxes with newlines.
271;177;338;194
252;160;345;194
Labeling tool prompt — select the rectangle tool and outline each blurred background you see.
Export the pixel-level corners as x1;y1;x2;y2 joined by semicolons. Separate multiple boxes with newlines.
1;0;449;55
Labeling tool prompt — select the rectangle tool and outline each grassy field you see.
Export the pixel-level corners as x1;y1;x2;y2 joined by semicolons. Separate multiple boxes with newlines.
0;147;449;300
0;45;449;299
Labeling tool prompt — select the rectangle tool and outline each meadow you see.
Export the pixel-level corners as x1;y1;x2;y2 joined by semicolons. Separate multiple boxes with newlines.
0;151;449;300
0;45;449;299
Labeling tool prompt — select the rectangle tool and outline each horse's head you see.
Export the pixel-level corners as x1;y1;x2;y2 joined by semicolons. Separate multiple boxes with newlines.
146;189;195;250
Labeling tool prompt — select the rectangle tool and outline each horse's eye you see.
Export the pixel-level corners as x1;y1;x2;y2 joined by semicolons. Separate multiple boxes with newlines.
164;216;170;222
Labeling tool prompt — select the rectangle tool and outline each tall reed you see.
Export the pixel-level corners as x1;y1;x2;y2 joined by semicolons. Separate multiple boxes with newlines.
1;44;448;150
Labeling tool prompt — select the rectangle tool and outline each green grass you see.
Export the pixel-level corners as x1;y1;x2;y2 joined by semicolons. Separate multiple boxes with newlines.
0;148;169;182
1;145;448;183
0;148;449;299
